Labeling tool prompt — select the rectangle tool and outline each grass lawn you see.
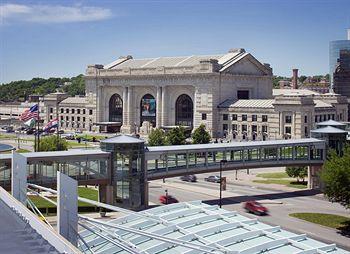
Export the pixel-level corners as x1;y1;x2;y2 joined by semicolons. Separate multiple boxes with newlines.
256;172;289;178
290;213;350;231
29;187;98;208
253;179;307;189
67;141;93;148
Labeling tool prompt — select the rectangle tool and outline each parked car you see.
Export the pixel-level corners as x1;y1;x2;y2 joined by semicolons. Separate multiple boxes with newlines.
204;175;221;183
61;133;75;140
159;195;179;204
180;175;197;182
244;201;268;215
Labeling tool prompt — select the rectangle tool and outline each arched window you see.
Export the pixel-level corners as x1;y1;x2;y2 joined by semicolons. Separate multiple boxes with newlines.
175;94;193;127
109;94;123;122
140;94;156;127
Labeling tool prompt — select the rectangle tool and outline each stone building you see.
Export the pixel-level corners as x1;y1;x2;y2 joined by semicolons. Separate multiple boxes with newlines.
84;48;273;136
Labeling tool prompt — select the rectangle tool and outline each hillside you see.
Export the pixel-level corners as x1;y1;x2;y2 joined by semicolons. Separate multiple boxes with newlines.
0;74;85;102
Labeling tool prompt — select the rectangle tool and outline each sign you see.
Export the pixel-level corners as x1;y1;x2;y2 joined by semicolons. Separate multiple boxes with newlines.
141;98;156;117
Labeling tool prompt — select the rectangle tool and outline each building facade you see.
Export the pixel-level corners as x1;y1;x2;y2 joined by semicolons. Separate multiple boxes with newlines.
84;48;273;137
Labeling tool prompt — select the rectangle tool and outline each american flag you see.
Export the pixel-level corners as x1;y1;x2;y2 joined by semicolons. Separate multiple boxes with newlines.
20;104;39;122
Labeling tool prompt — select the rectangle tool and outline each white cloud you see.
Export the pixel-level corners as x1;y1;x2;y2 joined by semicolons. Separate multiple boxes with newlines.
0;3;112;24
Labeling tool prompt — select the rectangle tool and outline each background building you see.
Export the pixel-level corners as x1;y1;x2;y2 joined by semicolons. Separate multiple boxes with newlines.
329;28;350;89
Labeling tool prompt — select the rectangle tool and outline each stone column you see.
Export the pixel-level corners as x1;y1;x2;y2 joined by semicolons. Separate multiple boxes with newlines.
193;89;198;130
161;86;167;126
122;86;128;126
156;86;162;128
127;86;133;129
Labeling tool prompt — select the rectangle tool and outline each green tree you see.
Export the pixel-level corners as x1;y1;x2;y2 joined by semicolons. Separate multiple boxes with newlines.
38;135;68;152
285;166;308;182
299;75;308;83
321;146;350;209
148;128;168;146
192;124;211;144
166;126;186;145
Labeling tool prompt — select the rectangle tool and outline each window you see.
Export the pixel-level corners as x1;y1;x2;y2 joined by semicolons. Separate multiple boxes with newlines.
66;116;69;121
252;125;257;132
223;114;228;121
242;114;247;121
237;90;249;99
77;109;81;114
66;109;69;114
83;117;86;122
83;109;86;114
305;126;308;137
340;113;343;120
71;116;75;121
315;115;318;122
285;126;291;134
77;116;80;121
332;114;335;120
223;124;228;131
232;124;237;131
60;108;64;113
60;116;63;120
285;115;292;123
50;115;53;120
72;109;75;114
50;108;53;113
202;113;207;120
89;109;93;115
262;125;267;133
304;115;307;123
262;115;268;122
242;125;247;132
252;115;257;121
232;114;237;121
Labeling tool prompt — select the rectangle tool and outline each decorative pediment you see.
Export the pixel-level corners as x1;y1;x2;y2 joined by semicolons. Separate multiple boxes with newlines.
220;54;272;76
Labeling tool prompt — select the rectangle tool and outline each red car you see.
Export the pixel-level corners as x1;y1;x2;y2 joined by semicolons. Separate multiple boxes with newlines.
244;201;268;215
159;195;179;204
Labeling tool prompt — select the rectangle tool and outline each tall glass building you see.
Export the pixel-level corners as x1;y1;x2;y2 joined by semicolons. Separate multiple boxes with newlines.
329;29;350;89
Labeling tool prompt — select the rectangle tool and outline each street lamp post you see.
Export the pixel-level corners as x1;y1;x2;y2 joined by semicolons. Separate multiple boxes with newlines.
165;189;168;205
219;159;227;208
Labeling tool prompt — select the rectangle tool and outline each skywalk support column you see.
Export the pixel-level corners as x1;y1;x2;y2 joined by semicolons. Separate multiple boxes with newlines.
58;172;78;246
127;86;134;132
121;86;130;133
156;86;162;128
11;151;27;205
308;165;322;189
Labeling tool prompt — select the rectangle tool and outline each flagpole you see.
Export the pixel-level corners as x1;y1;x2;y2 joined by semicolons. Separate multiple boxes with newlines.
37;102;40;152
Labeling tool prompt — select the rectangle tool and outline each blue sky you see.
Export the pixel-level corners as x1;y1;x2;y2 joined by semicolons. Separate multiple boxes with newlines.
0;0;349;83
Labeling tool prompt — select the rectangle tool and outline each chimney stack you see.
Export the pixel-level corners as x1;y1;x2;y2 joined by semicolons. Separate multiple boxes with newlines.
292;69;298;89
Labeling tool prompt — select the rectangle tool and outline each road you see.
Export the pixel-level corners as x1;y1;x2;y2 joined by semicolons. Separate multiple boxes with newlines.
148;172;350;250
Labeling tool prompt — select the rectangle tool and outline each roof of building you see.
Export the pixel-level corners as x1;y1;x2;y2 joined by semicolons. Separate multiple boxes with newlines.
0;149;109;161
311;126;348;134
0;143;14;152
103;49;268;74
60;96;87;104
273;89;320;96
79;201;349;254
314;100;333;108
317;120;346;127
218;99;275;109
101;134;145;144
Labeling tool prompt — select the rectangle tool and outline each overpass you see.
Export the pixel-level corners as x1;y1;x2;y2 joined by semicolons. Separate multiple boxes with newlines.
1;136;326;210
145;138;325;180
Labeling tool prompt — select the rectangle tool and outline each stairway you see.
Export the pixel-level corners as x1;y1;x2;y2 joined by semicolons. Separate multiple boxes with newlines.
0;199;61;254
